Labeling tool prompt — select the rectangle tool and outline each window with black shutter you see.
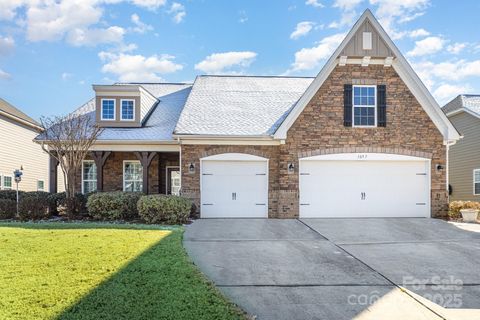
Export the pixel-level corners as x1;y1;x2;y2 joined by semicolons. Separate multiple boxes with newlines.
377;84;387;127
344;84;352;127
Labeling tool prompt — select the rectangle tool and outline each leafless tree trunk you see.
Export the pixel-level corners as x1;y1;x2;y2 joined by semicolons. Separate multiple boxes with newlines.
37;113;103;216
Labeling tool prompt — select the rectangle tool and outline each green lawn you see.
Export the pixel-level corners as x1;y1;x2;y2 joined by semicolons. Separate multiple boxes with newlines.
0;222;245;320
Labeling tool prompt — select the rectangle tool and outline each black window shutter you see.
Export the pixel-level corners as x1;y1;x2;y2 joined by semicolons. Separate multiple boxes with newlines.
344;84;352;127
377;85;386;127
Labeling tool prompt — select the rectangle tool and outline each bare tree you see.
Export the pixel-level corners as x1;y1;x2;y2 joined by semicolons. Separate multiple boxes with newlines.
37;113;103;215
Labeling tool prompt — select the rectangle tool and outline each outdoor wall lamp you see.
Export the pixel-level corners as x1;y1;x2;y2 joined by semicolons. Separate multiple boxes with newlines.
288;162;295;174
188;163;195;174
436;164;444;171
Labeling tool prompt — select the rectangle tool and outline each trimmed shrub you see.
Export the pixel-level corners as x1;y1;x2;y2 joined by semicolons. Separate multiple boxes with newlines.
0;190;25;201
87;192;142;220
0;199;16;219
48;192;89;216
449;201;480;220
137;195;192;224
18;191;51;221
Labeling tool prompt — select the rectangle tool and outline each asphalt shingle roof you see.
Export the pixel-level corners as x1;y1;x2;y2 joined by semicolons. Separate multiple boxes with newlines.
443;94;480;116
0;98;39;126
72;83;192;141
174;75;314;136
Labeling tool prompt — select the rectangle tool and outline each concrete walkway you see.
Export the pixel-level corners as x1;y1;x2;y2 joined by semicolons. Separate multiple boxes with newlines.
184;218;480;320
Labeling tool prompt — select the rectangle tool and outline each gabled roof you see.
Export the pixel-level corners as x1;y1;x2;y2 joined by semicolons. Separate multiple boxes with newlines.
273;9;460;143
51;83;192;142
0;98;41;129
443;94;480;119
174;75;314;136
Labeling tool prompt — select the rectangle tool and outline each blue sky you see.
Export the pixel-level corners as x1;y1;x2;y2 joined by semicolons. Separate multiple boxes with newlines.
0;0;479;120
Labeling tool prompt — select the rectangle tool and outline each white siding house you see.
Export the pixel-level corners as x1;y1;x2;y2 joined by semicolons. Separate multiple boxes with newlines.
0;98;53;192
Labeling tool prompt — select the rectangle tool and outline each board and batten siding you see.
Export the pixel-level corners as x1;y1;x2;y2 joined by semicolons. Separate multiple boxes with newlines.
0;114;56;192
448;112;480;201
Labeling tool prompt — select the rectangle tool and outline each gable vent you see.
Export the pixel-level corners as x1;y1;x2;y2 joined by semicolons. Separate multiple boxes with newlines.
363;32;372;50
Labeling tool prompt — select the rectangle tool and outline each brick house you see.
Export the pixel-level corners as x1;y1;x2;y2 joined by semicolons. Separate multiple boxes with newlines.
42;10;459;218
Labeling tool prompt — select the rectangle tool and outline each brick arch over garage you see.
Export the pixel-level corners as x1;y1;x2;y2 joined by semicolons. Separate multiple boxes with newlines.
298;147;433;159
198;146;271;159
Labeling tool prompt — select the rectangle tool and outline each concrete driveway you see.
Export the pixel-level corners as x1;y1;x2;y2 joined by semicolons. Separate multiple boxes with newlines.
184;219;480;320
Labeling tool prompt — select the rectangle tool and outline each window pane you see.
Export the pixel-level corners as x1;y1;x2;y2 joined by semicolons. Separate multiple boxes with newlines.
476;183;480;195
354;97;360;105
367;97;375;105
354;87;360;95
367;116;375;126
121;100;134;120
361;87;367;96
37;180;44;191
367;108;374;116
3;176;12;189
361;97;368;105
124;162;143;192
354;116;360;125
475;171;480;182
102;100;115;120
368;87;375;96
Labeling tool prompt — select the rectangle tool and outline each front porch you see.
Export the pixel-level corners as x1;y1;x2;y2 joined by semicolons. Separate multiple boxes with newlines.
49;151;180;195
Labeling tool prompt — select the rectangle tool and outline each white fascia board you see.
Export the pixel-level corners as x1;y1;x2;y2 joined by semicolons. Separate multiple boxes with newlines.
0;110;43;131
446;107;480;120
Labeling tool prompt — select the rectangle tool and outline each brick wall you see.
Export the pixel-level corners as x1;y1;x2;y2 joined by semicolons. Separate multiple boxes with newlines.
181;64;448;218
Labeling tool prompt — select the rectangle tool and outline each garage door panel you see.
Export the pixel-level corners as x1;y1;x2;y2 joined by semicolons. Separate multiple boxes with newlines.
299;160;430;218
201;160;268;218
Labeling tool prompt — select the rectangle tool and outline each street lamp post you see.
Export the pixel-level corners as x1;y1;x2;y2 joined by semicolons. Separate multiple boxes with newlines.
13;169;23;216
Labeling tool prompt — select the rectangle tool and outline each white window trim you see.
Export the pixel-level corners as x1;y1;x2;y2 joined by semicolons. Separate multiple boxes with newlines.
1;174;13;190
352;85;377;128
473;169;480;195
123;160;143;192
120;99;136;121
82;160;97;194
166;166;181;195
101;98;116;121
37;179;45;191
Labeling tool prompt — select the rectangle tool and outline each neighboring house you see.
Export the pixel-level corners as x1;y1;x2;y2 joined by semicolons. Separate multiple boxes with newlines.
443;95;480;201
39;10;460;218
0;98;53;192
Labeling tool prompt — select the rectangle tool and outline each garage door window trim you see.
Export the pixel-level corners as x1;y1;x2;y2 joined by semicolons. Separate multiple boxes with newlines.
473;169;480;195
352;85;377;128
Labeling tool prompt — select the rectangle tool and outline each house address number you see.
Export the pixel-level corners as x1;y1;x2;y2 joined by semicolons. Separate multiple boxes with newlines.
357;154;368;160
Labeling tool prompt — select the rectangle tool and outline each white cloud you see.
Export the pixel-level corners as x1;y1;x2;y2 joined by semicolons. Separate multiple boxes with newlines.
131;13;153;33
100;52;183;82
447;42;467;55
0;35;15;56
25;0;103;42
305;0;324;8
407;36;445;57
61;72;73;80
66;26;125;46
195;51;257;74
408;28;429;38
0;0;24;21
0;68;11;80
290;21;315;40
433;83;472;105
288;33;345;72
131;0;167;10
238;10;248;23
414;59;480;83
370;0;430;39
328;0;362;29
168;2;186;23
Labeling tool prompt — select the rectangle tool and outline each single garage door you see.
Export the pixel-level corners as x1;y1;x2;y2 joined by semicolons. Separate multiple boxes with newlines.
201;153;268;218
299;153;430;218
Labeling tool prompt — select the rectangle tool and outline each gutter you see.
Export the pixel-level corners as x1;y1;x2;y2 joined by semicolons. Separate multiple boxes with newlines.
0;110;43;131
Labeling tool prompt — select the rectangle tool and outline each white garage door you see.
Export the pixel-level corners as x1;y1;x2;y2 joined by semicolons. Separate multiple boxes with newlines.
201;154;268;218
299;153;430;218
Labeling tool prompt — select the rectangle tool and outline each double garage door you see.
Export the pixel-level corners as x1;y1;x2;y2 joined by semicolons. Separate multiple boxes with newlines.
200;153;430;218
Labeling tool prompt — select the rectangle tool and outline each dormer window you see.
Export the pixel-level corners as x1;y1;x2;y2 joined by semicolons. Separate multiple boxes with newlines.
121;99;135;121
101;99;116;120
